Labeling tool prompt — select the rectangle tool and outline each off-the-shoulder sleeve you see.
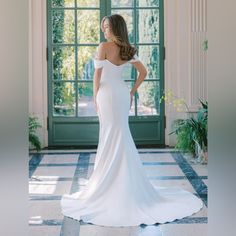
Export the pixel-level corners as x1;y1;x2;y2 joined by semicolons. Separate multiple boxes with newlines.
94;59;104;69
129;54;140;63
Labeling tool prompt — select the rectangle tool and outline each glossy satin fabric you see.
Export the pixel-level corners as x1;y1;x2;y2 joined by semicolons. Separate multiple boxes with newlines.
60;56;203;227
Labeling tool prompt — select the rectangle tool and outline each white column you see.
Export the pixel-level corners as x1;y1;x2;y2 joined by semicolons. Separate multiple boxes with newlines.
190;0;208;109
164;0;193;146
29;0;48;147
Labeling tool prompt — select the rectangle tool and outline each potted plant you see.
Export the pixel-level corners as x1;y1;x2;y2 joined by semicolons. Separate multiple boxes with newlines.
170;100;208;163
29;115;42;152
170;118;196;157
191;100;208;162
159;90;208;163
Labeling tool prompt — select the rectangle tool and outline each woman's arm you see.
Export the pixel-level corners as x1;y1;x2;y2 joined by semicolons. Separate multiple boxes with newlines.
93;43;106;111
130;61;147;96
93;69;102;109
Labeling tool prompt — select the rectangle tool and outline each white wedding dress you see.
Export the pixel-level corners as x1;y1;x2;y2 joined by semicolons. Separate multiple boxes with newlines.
60;55;203;227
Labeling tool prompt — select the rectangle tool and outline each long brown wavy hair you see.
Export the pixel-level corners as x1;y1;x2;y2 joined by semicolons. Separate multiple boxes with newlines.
101;14;137;61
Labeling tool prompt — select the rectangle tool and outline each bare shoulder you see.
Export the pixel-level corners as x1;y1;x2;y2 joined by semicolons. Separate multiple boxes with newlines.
96;42;107;59
96;42;117;59
97;42;107;52
98;41;106;47
102;42;115;50
101;41;117;49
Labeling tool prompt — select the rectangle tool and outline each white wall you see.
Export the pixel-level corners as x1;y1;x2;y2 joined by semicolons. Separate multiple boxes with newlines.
29;0;208;148
164;0;208;146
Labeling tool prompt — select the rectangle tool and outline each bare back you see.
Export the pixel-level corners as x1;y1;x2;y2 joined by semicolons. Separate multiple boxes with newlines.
103;42;128;66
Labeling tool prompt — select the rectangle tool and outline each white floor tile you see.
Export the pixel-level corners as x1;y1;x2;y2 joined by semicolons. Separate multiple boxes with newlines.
140;153;175;162
29;200;64;220
79;224;133;236
29;180;72;195
189;204;207;218
191;164;208;176
40;154;79;164
34;166;77;178
131;225;162;236
160;223;207;236
29;226;61;236
87;166;94;178
150;179;196;193
144;165;185;177
89;154;96;163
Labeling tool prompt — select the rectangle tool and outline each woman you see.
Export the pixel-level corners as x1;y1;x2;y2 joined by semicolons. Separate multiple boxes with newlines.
61;14;203;227
93;15;147;115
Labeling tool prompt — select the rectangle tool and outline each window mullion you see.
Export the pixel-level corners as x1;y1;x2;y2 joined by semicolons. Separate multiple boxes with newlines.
106;0;111;16
134;0;138;116
75;1;78;117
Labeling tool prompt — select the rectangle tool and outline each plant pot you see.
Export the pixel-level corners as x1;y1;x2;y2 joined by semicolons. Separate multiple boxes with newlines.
194;141;207;164
195;141;202;158
202;151;208;164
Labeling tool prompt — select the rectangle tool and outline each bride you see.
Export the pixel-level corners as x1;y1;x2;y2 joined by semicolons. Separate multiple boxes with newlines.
61;14;203;227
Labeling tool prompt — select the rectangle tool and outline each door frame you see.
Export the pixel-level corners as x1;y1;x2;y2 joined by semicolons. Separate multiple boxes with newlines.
47;0;165;148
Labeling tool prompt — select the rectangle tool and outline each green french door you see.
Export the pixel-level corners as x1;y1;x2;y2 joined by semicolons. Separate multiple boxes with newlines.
47;0;165;147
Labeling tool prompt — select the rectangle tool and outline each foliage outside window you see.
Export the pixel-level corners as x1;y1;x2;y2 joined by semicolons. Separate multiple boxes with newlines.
51;0;162;117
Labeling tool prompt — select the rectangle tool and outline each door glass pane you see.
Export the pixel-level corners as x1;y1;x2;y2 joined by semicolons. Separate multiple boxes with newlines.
52;0;75;7
52;47;75;81
111;0;133;7
77;0;99;7
77;82;96;116
137;9;159;43
138;45;160;80
137;81;160;116
52;10;75;44
53;82;76;116
126;82;135;116
136;0;159;7
111;10;134;43
77;10;100;44
77;46;97;80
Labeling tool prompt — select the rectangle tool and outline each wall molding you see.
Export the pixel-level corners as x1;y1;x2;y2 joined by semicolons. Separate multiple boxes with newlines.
190;0;208;110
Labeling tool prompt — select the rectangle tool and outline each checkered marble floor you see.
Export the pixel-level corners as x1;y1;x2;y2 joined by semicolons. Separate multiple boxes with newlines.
29;149;207;236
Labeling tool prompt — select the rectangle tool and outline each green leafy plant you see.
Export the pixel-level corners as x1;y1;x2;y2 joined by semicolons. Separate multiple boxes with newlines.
29;115;42;152
203;40;208;51
192;100;208;152
170;99;208;158
170;118;196;155
159;90;208;160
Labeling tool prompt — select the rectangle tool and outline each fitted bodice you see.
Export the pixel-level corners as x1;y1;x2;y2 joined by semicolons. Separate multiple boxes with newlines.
93;54;140;84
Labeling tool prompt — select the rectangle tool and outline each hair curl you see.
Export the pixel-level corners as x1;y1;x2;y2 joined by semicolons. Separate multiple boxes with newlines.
101;14;137;61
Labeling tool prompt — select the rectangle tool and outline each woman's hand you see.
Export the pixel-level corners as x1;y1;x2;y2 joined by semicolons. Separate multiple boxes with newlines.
94;97;99;113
